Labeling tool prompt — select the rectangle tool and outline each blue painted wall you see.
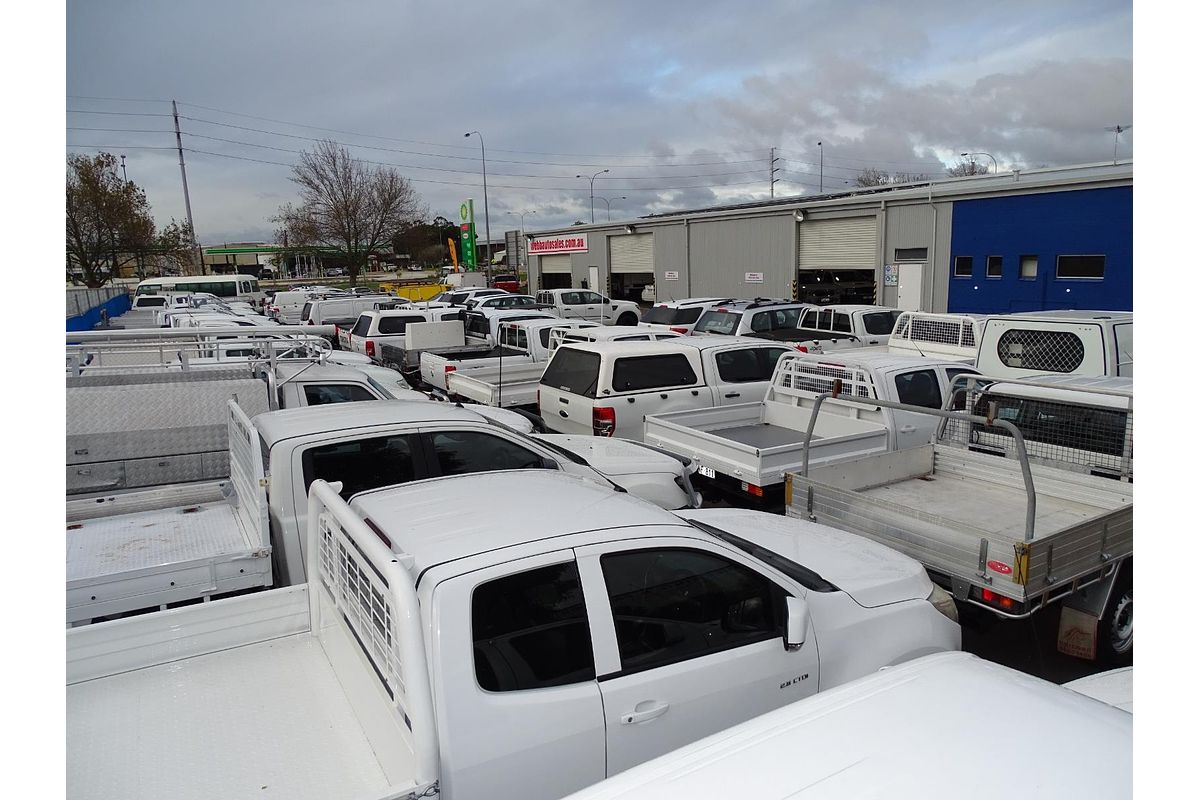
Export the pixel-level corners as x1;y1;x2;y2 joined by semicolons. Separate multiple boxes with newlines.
66;292;132;331
946;187;1132;313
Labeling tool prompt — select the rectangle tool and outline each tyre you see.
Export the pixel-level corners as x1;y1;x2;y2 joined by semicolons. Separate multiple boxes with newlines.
617;312;638;326
1097;567;1132;665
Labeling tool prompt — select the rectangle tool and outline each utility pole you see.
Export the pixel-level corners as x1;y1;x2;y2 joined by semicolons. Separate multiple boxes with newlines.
817;141;824;193
769;147;780;198
120;154;128;182
172;100;202;275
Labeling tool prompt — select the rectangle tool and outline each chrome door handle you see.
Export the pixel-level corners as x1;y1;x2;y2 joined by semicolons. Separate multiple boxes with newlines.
621;701;670;725
899;424;917;433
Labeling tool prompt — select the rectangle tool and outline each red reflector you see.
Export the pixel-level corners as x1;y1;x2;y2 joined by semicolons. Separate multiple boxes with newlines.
740;482;765;497
670;327;689;334
593;406;616;437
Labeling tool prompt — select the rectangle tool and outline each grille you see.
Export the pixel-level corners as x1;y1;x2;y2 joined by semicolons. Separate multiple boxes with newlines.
996;329;1085;373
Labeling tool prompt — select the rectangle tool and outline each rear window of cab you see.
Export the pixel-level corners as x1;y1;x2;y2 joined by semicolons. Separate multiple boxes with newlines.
540;348;602;398
694;310;742;335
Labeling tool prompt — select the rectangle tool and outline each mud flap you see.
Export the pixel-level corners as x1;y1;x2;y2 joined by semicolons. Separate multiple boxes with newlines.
1057;606;1099;660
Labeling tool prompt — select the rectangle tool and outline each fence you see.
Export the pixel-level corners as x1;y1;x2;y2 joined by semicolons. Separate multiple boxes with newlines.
66;286;132;331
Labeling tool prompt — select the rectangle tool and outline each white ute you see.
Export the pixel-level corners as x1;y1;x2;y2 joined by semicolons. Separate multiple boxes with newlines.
67;471;960;800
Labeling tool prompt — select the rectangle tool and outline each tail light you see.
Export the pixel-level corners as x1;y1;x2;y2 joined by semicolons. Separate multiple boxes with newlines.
536;388;540;406
979;588;1018;612
794;345;809;352
740;481;765;497
593;406;616;437
445;364;456;376
670;327;689;334
365;340;376;358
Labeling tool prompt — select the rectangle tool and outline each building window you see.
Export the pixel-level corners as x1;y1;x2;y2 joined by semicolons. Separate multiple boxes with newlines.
1056;255;1105;280
1019;255;1038;280
953;256;973;277
986;256;1003;279
894;247;928;261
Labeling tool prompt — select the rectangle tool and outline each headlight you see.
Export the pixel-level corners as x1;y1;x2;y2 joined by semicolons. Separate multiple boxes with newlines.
927;584;959;624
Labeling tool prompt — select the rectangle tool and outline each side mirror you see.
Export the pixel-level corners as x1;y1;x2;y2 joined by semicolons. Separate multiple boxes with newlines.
785;595;809;650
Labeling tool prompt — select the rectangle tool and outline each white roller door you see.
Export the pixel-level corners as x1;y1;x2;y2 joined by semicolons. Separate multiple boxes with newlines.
797;217;878;269
609;233;654;274
540;254;572;274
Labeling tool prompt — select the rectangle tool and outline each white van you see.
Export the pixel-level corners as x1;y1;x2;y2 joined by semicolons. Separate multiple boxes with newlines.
300;294;394;327
135;275;266;309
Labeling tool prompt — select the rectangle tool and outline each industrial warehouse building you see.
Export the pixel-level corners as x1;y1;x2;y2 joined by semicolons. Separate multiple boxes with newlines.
525;161;1132;314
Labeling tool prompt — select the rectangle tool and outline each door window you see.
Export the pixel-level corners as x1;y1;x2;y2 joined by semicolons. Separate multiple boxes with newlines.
610;354;698;392
600;548;781;674
301;434;421;498
561;291;583;305
715;348;762;382
580;291;605;304
429;431;547;475
832;313;852;333
303;383;380;405
944;368;980;410
800;308;819;329
893;369;943;408
472;561;595;692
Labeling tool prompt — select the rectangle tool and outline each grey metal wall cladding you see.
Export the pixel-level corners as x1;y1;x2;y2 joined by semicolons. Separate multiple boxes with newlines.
879;201;954;312
652;225;688;298
609;233;654;274
689;215;795;299
797;216;879;269
539;254;572;273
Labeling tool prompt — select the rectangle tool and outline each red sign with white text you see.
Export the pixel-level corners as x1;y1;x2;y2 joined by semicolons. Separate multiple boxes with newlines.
529;234;588;255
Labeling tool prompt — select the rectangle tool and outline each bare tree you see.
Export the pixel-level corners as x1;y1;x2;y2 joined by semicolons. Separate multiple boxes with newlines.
273;140;424;285
66;152;158;287
946;160;991;177
854;168;931;187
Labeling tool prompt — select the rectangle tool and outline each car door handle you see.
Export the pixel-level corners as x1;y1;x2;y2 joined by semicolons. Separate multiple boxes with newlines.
725;392;741;398
621;701;670;725
899;424;917;433
559;397;569;404
691;390;700;396
659;393;668;399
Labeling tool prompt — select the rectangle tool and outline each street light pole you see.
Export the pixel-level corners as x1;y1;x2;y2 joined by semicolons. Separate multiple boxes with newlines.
576;169;610;223
817;141;824;193
597;196;626;222
120;154;128;182
465;131;492;269
960;152;999;173
506;210;536;271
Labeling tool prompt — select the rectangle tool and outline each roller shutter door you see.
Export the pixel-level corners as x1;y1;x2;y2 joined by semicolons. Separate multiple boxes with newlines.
540;254;572;274
797;217;878;269
609;233;654;274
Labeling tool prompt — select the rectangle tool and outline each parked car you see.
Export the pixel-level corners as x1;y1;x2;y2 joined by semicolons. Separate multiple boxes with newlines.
641;283;656;303
795;304;903;347
341;307;465;359
638;297;737;334
539;337;793;441
561;652;1129;800
491;273;521;292
536;288;642;326
465;293;540;311
67;469;960;800
692;299;812;338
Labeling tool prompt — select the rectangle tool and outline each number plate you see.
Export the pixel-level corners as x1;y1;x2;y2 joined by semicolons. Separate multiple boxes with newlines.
697;465;716;479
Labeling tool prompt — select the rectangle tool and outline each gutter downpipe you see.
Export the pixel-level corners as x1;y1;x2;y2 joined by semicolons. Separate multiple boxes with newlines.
684;217;692;298
878;199;887;305
927;183;937;312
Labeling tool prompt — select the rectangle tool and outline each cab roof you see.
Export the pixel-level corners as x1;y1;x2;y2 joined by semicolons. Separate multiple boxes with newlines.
349;471;689;575
254;399;487;446
996;310;1132;322
792;350;970;370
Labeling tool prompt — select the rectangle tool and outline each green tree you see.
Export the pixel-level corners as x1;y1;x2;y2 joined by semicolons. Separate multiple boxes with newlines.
66;152;158;287
273;140;424;286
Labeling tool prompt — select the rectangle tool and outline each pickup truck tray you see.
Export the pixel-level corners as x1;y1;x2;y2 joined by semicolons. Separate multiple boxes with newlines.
66;486;271;624
68;630;393;799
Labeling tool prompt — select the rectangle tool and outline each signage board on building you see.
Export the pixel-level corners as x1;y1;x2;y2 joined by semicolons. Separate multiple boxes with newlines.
664;270;680;281
529;233;589;255
884;264;899;286
745;272;765;283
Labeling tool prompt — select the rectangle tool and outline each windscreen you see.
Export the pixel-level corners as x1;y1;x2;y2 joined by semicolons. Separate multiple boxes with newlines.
641;306;703;325
540;348;601;398
694;310;742;335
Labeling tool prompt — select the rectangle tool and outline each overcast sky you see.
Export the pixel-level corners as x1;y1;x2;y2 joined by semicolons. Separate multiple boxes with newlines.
66;0;1132;245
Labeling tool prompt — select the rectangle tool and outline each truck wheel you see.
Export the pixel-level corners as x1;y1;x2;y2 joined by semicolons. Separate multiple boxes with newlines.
617;312;638;326
1097;569;1132;665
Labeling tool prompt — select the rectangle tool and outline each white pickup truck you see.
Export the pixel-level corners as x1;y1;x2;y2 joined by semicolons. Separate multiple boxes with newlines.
787;380;1133;662
383;310;559;382
539;338;795;441
974;310;1132;378
536;287;642;325
339;307;465;358
793;304;903;348
66;470;960;800
642;351;977;503
66;399;711;624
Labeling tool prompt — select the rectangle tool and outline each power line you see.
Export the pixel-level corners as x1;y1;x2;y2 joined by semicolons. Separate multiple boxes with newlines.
66;109;173;117
67;94;170;103
66;144;179;150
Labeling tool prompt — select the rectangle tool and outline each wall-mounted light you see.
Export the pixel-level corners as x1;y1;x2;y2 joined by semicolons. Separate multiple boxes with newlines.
794;210;806;222
624;225;635;234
